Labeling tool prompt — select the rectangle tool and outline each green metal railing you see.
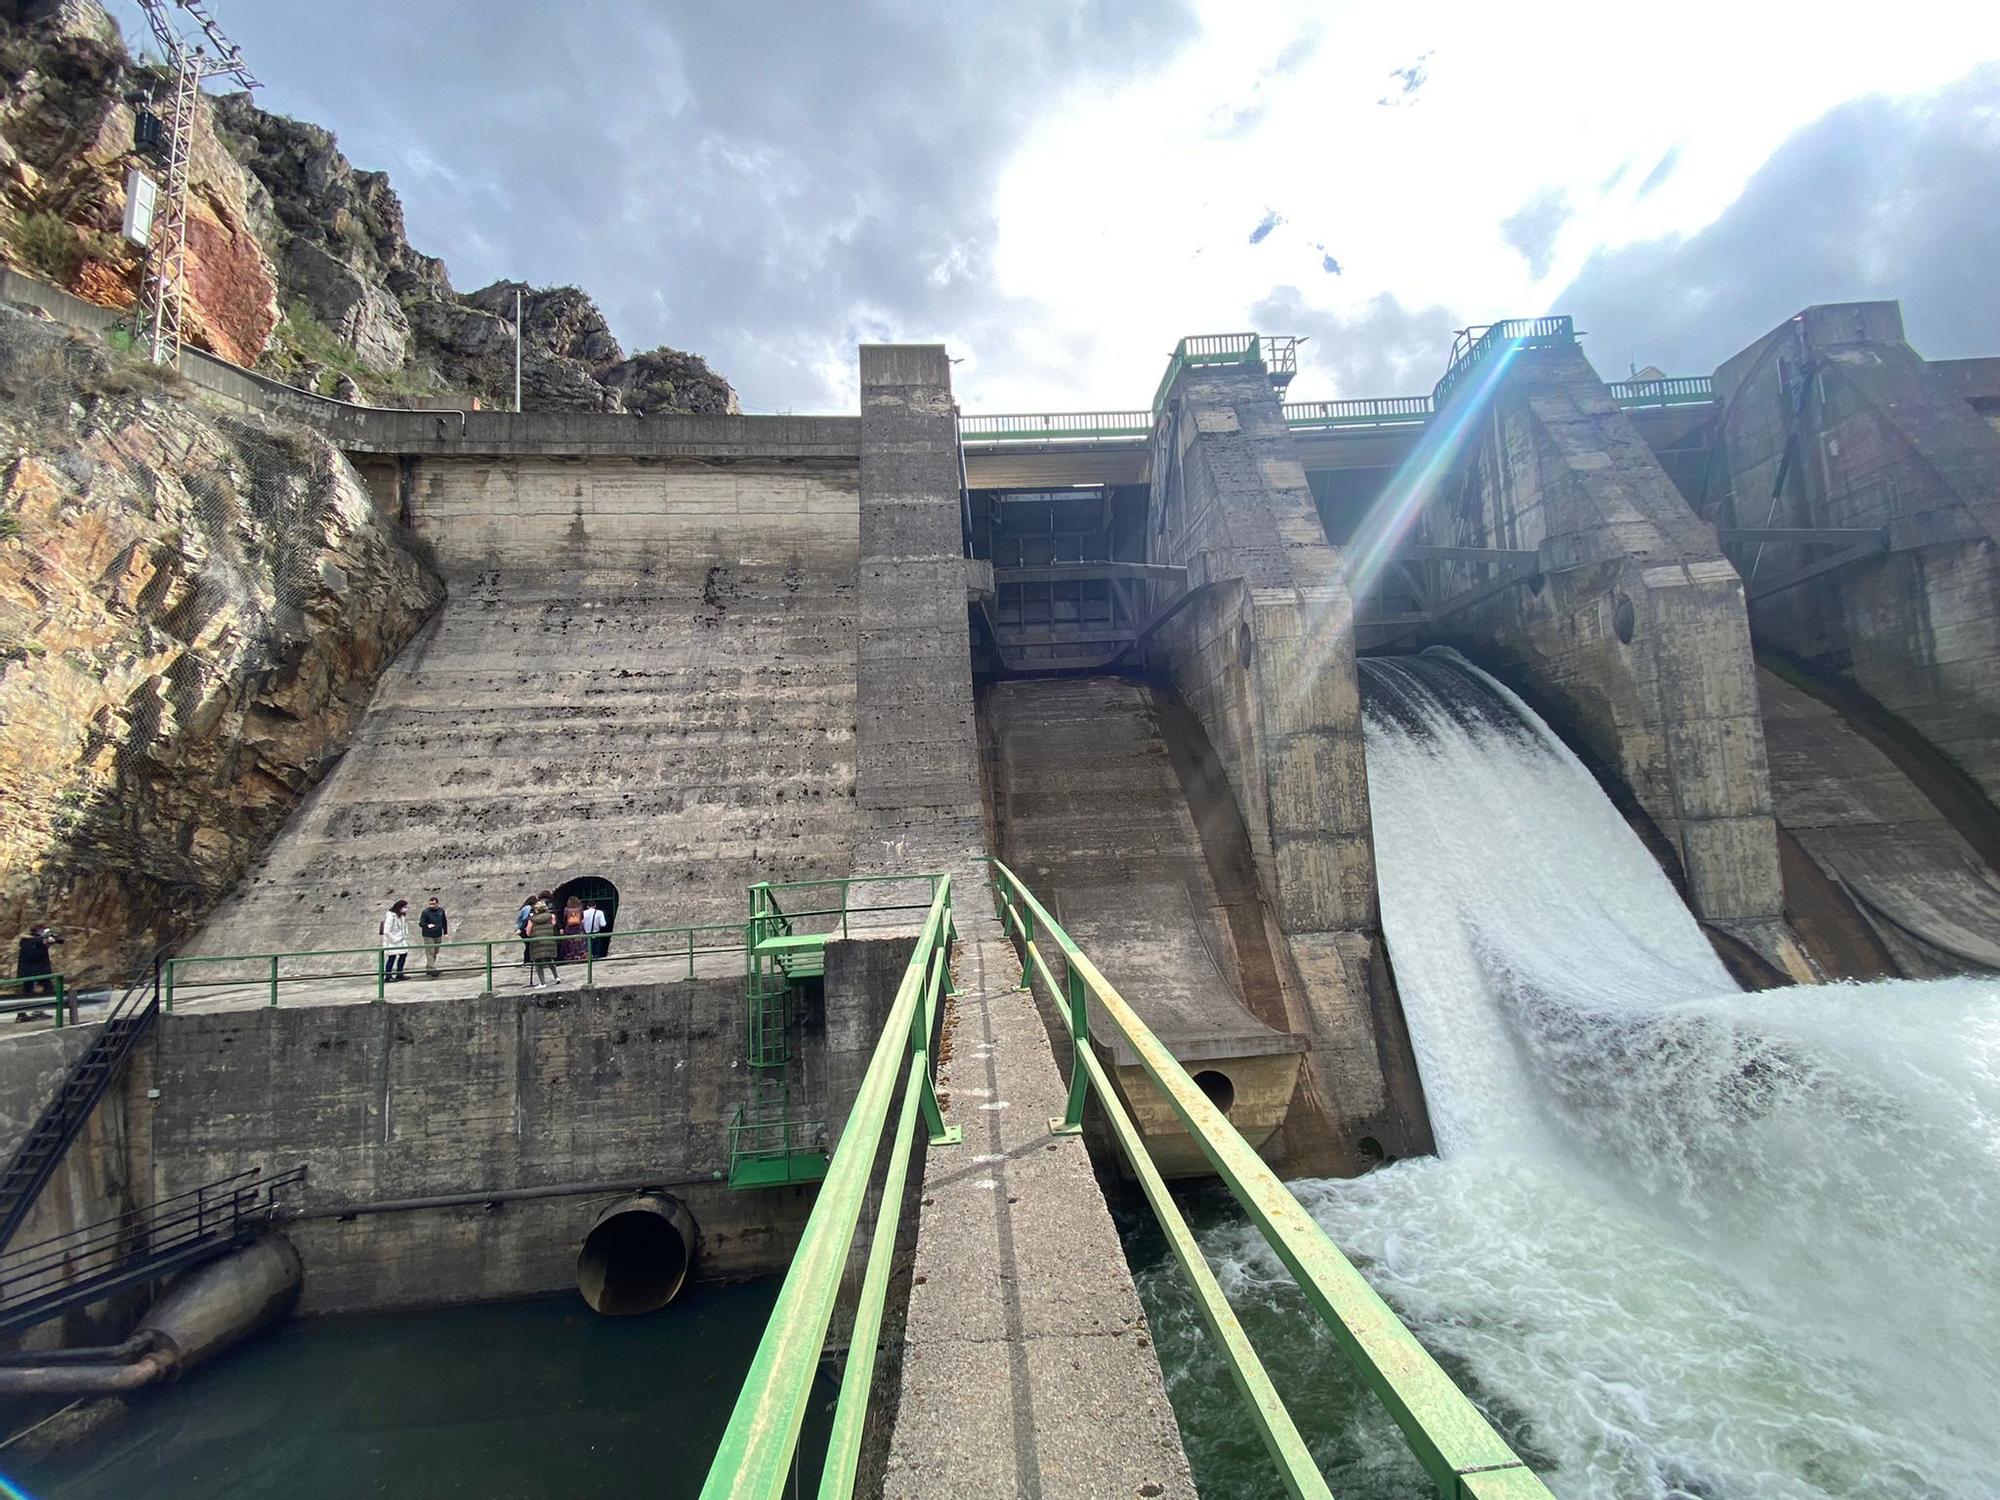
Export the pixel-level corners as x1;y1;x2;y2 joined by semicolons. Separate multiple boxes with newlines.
965;377;1709;451
1284;395;1435;431
0;974;68;1025
989;858;1556;1500
1606;374;1715;407
1432;317;1576;413
1151;331;1265;413
701;877;960;1500
958;410;1153;444
163;923;750;1009
727;1105;831;1189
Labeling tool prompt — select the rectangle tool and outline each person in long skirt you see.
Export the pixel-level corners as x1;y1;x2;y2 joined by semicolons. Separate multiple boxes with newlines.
559;896;586;964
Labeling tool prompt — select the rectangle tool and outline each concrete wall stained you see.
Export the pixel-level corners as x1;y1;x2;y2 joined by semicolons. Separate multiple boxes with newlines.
982;677;1306;1175
1148;363;1432;1173
1425;343;1794;954
1708;303;2000;805
859;347;1197;1500
0;956;916;1320
181;454;863;960
1757;667;2000;976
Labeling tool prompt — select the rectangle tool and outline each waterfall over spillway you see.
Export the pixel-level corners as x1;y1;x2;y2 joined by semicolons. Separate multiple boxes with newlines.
1140;650;2000;1500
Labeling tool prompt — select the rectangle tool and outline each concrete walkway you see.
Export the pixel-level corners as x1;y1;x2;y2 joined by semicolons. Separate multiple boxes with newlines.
883;874;1195;1500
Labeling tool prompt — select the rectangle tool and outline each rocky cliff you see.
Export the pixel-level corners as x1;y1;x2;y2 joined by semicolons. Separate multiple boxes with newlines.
0;304;443;981
0;0;735;414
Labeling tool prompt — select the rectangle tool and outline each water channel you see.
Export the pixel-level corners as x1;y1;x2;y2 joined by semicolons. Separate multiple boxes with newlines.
3;1280;829;1499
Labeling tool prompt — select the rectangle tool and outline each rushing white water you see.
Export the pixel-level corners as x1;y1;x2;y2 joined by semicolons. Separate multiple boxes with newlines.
1151;650;2000;1500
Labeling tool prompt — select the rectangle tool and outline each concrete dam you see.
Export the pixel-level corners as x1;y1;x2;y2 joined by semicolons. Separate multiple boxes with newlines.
2;295;1997;1499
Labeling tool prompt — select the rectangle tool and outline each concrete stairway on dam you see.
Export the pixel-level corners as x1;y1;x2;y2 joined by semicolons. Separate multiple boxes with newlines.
981;675;1310;1174
180;551;863;976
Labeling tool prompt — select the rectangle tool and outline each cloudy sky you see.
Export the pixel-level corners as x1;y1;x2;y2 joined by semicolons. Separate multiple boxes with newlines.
108;1;2000;413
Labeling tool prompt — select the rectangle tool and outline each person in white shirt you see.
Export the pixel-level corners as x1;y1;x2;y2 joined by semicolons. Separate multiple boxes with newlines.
379;900;411;986
581;900;608;959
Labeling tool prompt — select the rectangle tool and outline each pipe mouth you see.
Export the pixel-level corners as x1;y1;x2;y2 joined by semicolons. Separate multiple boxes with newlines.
577;1194;694;1316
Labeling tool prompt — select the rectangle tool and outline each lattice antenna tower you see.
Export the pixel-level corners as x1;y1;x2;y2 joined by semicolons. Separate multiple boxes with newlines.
132;0;259;367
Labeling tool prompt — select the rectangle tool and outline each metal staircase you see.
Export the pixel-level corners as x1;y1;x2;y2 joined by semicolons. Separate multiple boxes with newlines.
0;1166;303;1337
0;965;163;1251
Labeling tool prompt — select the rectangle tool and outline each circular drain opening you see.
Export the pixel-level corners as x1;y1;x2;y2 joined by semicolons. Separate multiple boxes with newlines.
1192;1069;1236;1117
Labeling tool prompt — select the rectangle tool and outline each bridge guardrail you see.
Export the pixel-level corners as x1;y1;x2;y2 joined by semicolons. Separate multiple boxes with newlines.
958;410;1153;444
0;974;68;1025
1284;394;1435;430
988;857;1556;1500
165;875;946;1011
164;923;754;1009
700;876;958;1500
1606;374;1715;407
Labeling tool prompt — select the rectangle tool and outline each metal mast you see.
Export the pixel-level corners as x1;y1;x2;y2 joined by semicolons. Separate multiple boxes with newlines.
132;0;258;367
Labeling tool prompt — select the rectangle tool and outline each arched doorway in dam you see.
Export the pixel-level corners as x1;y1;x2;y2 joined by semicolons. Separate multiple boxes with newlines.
550;874;619;956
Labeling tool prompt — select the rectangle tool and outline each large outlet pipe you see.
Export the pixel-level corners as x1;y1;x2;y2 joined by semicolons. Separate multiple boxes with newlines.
0;1233;301;1396
575;1193;696;1316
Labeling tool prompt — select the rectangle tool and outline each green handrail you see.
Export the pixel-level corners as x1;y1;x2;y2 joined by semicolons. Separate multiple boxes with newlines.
1153;331;1264;414
0;973;67;1026
700;878;959;1500
988;858;1556;1500
163;923;751;1010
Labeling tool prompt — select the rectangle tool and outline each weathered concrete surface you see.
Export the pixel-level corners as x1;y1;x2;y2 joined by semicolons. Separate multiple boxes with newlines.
1425;342;1799;969
860;347;1195;1499
0;953;909;1322
183;455;861;962
1708;303;2000;806
136;979;821;1315
983;676;1307;1175
1758;667;2000;975
0;1021;133;1349
1148;362;1433;1173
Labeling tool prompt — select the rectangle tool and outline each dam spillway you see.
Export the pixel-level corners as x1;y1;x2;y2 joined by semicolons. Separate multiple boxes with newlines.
1135;650;2000;1498
5;279;1999;1497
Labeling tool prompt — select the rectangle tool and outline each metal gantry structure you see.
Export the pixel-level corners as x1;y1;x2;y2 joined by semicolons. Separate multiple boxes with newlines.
132;0;259;367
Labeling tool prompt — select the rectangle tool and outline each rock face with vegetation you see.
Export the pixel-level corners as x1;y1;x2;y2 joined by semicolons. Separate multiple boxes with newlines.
0;305;443;980
0;0;735;413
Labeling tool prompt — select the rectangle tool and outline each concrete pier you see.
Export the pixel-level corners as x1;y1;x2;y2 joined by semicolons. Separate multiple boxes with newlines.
1707;302;2000;805
1146;360;1434;1174
851;346;1195;1499
983;676;1309;1175
1416;339;1807;972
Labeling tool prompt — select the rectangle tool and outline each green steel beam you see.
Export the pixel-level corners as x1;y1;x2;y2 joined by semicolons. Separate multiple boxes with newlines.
990;859;1556;1500
998;888;1332;1499
700;880;954;1500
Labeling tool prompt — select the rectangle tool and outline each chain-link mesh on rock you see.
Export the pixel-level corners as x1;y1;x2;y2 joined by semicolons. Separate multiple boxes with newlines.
0;303;443;989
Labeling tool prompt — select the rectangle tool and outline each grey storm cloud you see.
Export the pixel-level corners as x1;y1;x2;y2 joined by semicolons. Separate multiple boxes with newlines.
1559;66;2000;375
145;0;1199;410
1250;287;1457;397
1500;189;1571;280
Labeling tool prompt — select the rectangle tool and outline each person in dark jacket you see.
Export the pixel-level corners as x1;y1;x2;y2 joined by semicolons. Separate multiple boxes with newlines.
14;925;60;999
419;896;448;978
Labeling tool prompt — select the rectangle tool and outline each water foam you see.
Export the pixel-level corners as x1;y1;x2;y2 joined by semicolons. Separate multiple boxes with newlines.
1148;650;2000;1499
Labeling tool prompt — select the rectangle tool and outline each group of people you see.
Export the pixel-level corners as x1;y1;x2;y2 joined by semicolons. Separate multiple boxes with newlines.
517;891;609;991
375;891;608;991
